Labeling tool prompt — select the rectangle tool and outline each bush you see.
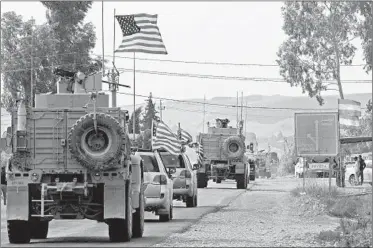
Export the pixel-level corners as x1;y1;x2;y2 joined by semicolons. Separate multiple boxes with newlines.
290;179;340;199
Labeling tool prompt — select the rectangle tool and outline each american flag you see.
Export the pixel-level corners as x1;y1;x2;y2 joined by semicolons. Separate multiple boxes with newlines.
338;99;361;129
197;143;204;165
177;128;193;145
115;14;167;54
152;120;182;155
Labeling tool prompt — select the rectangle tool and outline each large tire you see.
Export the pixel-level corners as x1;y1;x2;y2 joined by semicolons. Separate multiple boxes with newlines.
186;194;197;208
250;174;255;181
108;182;133;242
8;220;31;244
236;172;248;189
197;173;207;188
159;204;172;222
132;186;144;238
68;113;126;171
222;136;245;160
30;220;49;239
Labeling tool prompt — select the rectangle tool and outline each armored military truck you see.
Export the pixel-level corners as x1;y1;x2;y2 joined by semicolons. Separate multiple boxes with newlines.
196;118;249;189
3;68;145;243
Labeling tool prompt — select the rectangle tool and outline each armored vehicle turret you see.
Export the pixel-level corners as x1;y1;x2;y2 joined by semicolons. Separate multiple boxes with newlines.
3;68;145;243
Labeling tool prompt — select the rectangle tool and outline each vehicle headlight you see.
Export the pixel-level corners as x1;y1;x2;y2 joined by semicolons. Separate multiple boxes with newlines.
31;173;39;182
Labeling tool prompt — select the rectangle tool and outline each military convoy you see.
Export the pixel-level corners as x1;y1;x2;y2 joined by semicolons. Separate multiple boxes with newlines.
196;118;249;189
2;69;145;243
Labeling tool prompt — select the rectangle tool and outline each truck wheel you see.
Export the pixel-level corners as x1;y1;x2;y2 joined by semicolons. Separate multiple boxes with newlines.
132;188;144;238
222;136;245;160
216;178;222;184
68;113;126;171
108;183;132;242
8;220;31;244
186;194;197;208
236;173;248;189
197;173;206;188
159;204;172;222
30;220;49;239
250;175;255;181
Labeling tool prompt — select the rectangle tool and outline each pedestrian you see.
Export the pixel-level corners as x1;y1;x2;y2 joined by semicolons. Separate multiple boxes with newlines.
358;155;366;185
332;158;345;187
353;156;360;185
1;163;7;205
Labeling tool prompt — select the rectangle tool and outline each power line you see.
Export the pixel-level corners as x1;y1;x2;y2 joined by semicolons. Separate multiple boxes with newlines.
100;53;367;68
111;67;372;84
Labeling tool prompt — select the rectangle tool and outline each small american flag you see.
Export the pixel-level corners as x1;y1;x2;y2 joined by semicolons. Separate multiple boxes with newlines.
338;99;361;128
115;13;167;54
152;120;182;155
177;128;193;145
197;143;204;165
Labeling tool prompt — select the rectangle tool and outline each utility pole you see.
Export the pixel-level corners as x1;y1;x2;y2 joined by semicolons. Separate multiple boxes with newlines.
30;17;34;107
236;92;239;129
244;99;248;135
203;95;206;133
241;91;243;122
158;100;165;121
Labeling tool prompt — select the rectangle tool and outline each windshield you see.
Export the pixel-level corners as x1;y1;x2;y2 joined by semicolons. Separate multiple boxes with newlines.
140;155;160;172
160;153;185;168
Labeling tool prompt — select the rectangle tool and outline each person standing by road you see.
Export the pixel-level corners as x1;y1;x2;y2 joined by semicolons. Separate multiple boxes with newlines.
353;156;360;185
358;155;366;185
1;162;7;205
332;158;345;187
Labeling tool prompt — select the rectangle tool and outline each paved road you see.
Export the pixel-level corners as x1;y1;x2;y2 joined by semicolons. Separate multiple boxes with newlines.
1;180;254;247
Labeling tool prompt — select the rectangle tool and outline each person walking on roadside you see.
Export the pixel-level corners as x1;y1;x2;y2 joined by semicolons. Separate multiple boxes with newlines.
1;163;7;205
332;158;345;187
353;156;360;185
358;155;366;185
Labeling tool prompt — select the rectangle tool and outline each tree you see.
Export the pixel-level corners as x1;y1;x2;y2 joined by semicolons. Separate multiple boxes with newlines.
128;106;142;134
141;93;159;131
355;2;372;72
1;2;97;111
277;2;359;105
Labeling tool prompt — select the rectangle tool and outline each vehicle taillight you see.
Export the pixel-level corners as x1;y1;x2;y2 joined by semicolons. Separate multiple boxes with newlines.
153;175;168;185
180;170;191;178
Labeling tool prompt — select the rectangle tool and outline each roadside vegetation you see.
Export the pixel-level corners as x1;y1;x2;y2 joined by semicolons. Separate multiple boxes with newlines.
291;179;372;247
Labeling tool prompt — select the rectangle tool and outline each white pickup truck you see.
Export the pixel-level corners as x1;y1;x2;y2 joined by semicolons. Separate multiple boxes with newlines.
294;157;334;178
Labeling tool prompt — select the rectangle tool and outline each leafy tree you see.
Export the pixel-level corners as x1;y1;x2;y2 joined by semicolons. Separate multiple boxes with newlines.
355;2;372;72
128;106;142;134
277;2;359;105
1;2;97;111
141;93;159;131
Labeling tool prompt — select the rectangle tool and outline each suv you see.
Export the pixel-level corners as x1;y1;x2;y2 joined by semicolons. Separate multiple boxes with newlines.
159;151;198;208
136;150;174;222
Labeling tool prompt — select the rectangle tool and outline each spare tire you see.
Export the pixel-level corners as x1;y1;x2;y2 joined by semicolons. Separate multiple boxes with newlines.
68;113;126;171
222;136;245;160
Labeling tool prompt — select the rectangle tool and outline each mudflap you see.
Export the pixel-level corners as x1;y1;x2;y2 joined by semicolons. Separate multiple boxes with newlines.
7;185;29;221
104;183;126;219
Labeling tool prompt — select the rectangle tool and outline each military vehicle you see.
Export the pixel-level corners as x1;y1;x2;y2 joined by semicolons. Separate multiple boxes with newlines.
196;118;249;189
3;68;145;243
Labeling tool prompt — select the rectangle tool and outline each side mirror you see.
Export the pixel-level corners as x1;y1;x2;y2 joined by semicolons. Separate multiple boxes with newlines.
167;167;176;175
192;164;199;170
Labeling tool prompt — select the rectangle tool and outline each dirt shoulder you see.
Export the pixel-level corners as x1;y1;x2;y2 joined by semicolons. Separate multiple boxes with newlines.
153;178;341;247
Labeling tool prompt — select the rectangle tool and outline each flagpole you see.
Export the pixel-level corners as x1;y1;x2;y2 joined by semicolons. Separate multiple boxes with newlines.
151;119;154;150
101;1;105;75
133;52;136;141
112;8;117;108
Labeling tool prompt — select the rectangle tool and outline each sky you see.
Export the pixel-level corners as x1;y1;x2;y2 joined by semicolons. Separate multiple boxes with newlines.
1;1;372;108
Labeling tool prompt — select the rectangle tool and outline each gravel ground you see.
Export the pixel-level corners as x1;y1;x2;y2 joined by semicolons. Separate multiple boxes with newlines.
153;178;342;247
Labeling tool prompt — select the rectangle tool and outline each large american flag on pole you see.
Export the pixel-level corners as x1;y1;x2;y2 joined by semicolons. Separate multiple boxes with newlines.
115;14;167;54
338;99;361;129
152;120;182;155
